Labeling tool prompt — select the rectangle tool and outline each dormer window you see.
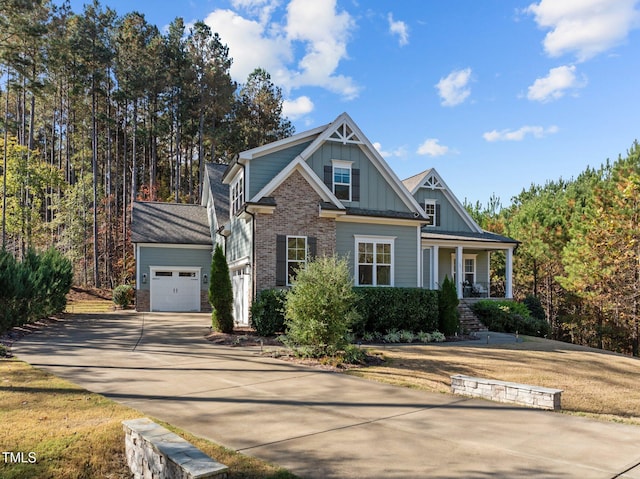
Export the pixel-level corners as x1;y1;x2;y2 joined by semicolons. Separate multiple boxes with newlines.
230;172;244;216
332;160;352;201
424;199;437;227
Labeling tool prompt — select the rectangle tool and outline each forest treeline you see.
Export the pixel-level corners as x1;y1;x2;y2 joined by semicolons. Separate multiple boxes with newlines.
0;0;293;288
466;143;640;355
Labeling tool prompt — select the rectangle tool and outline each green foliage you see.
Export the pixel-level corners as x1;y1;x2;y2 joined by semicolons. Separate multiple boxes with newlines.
284;255;360;358
353;287;439;335
209;244;234;333
0;248;73;333
112;285;134;308
438;276;460;336
471;300;550;337
523;294;546;321
250;289;287;336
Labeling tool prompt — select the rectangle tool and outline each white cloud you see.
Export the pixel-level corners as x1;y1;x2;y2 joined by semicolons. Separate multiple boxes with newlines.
204;0;359;100
282;95;314;119
373;142;408;158
526;0;640;61
388;13;409;46
435;68;472;107
527;65;586;102
417;138;450;157
483;125;559;142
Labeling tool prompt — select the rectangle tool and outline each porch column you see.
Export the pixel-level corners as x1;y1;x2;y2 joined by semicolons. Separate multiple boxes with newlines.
505;247;513;299
432;245;439;289
456;245;463;299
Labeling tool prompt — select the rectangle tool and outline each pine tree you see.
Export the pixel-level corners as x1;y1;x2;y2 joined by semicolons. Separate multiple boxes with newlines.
209;243;233;333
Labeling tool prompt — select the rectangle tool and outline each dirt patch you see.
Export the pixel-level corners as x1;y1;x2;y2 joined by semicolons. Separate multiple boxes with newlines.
68;286;112;302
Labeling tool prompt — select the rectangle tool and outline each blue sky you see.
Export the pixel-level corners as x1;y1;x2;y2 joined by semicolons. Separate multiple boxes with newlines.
66;0;640;205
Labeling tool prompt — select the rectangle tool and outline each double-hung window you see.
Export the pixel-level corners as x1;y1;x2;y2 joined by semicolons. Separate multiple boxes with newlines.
332;160;352;201
230;173;244;216
424;199;436;227
286;236;307;285
355;236;394;286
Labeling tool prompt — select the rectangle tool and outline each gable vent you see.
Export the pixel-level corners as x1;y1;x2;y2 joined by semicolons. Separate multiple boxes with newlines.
328;123;363;145
424;174;444;190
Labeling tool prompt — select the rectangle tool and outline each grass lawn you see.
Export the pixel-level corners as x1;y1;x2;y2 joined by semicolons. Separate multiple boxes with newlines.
348;336;640;425
0;358;297;479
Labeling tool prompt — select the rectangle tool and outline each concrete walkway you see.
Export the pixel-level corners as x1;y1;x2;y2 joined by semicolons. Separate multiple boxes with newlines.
13;312;640;479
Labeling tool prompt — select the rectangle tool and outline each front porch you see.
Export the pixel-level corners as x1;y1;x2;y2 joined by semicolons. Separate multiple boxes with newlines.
421;234;516;299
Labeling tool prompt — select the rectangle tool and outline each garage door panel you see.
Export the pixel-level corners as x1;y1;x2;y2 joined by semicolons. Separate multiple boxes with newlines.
150;268;201;312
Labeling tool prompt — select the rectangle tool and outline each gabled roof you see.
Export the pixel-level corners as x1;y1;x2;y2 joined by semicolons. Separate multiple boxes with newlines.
203;163;230;225
131;202;211;245
247;112;426;217
250;156;344;209
403;168;483;233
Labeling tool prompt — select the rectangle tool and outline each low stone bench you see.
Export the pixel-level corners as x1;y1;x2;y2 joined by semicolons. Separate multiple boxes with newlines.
451;374;562;410
123;418;228;479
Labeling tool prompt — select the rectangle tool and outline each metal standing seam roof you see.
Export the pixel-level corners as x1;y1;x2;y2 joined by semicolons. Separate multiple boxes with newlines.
131;202;212;245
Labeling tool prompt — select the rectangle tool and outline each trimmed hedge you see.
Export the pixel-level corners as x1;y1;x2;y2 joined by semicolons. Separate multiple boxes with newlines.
0;248;73;333
353;287;439;335
250;288;287;336
471;299;550;337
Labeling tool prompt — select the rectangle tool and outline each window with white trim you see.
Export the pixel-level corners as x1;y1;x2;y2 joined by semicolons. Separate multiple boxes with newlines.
356;237;394;286
230;173;244;216
424;199;436;227
287;236;307;285
332;160;352;201
451;254;477;285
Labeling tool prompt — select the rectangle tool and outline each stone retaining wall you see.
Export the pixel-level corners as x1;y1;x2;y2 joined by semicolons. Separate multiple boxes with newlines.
123;418;228;479
451;374;562;410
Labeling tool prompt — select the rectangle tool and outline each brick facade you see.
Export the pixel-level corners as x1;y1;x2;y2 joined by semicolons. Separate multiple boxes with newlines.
254;170;336;293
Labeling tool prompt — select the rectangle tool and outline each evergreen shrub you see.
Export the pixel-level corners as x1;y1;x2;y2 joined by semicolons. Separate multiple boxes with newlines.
250;288;287;336
0;248;73;333
112;285;134;308
438;276;460;336
471;299;550;337
523;294;546;321
209;244;234;333
284;255;360;357
353;287;439;334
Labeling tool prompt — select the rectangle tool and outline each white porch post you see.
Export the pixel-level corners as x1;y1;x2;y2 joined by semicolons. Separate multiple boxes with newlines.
505;247;514;299
487;251;491;298
456;245;463;299
432;245;439;289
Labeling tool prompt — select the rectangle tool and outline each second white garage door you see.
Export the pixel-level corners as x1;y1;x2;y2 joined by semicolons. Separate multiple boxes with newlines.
150;267;201;312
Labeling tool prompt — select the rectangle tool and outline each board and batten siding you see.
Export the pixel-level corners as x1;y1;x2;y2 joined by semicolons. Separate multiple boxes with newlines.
307;143;412;213
226;216;252;264
248;141;312;198
137;246;212;292
413;189;473;232
335;222;419;287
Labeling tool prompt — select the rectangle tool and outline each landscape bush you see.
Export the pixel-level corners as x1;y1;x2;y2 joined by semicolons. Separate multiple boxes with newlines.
523;294;546;321
471;299;550;337
112;284;134;308
250;288;287;336
0;248;73;333
353;287;439;335
438;275;460;336
284;255;360;358
209;244;234;333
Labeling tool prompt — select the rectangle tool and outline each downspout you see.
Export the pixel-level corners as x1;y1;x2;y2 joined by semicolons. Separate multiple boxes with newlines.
239;161;257;306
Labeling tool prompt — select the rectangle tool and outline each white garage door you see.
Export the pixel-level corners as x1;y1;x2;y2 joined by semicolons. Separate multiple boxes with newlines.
150;268;201;312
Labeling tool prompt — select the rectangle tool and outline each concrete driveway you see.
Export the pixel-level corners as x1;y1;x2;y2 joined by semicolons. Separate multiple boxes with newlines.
13;312;640;479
